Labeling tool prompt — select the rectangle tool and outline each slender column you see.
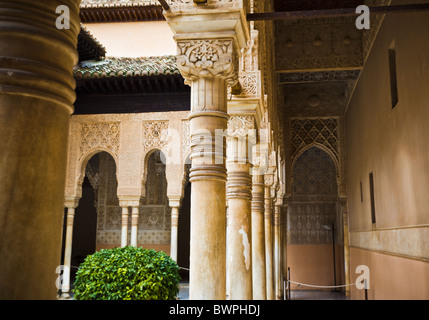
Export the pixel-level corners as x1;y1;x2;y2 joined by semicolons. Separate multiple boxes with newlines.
280;203;288;299
226;127;253;300
251;168;266;299
61;206;76;298
274;205;281;300
0;0;81;299
121;206;129;247
342;197;351;297
169;198;181;262
264;176;274;300
130;206;139;247
175;38;239;300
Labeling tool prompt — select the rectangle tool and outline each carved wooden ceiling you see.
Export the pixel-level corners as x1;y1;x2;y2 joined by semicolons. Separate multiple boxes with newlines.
273;0;367;118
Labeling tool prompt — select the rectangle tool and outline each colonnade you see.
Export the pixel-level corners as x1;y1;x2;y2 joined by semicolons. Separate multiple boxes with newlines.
0;0;289;300
60;0;287;300
161;0;286;300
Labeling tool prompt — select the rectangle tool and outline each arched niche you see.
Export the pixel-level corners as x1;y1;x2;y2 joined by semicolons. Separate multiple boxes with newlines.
287;146;345;292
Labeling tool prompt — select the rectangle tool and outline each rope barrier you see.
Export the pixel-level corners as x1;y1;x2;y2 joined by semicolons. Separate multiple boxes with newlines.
287;279;355;289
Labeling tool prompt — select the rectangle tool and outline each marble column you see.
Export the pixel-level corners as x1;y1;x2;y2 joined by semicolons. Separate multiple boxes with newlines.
169;198;181;262
251;167;266;300
0;0;81;299
264;174;274;300
226;123;253;300
121;206;129;247
130;206;139;247
61;202;77;299
274;204;281;300
176;39;239;300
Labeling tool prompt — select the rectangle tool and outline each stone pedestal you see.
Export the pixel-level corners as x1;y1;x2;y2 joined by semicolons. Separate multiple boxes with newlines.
0;0;80;299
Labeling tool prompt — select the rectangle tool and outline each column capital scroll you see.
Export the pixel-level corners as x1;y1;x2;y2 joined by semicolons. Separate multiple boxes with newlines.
176;38;239;87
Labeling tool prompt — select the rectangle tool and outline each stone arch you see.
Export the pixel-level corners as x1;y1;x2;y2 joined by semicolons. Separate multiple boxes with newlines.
291;146;338;197
66;151;119;280
287;145;344;290
142;148;168;204
141;148;167;198
75;148;119;200
291;143;340;195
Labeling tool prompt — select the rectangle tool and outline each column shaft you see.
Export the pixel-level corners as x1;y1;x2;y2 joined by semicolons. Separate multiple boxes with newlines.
62;207;75;298
264;185;274;300
0;0;80;299
251;171;266;300
226;161;252;300
189;76;229;300
121;207;129;247
274;205;281;300
130;207;139;247
170;206;179;261
343;207;351;297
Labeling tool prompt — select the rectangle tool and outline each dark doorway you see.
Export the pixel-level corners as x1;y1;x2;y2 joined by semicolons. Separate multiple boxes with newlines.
177;163;191;282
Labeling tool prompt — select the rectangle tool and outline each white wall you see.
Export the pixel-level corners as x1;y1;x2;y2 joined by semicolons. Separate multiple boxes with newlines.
84;21;177;57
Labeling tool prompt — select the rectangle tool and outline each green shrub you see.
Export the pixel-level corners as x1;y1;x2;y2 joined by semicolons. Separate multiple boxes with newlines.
73;247;180;300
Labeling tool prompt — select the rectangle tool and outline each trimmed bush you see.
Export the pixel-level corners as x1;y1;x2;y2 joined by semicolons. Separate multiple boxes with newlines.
73;247;180;300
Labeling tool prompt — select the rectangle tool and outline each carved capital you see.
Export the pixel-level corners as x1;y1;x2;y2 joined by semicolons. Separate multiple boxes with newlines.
264;173;274;187
176;38;239;87
227;115;256;137
64;197;80;209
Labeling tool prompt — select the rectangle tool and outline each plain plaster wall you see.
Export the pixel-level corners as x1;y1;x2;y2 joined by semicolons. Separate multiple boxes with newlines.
345;2;429;299
83;21;177;57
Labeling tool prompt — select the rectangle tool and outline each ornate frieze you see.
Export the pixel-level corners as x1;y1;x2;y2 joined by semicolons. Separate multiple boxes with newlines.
166;0;248;11
279;69;361;84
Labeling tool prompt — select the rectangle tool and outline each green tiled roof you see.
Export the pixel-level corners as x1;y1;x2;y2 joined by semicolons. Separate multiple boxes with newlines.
80;0;160;8
74;56;180;79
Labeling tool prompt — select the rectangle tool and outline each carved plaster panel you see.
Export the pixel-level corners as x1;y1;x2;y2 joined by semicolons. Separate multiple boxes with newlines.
142;121;169;153
79;122;120;161
275;17;363;71
227;115;256;136
283;82;347;117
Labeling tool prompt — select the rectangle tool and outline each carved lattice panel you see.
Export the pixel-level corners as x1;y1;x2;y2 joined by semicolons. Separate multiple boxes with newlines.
288;201;337;245
291;118;338;163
